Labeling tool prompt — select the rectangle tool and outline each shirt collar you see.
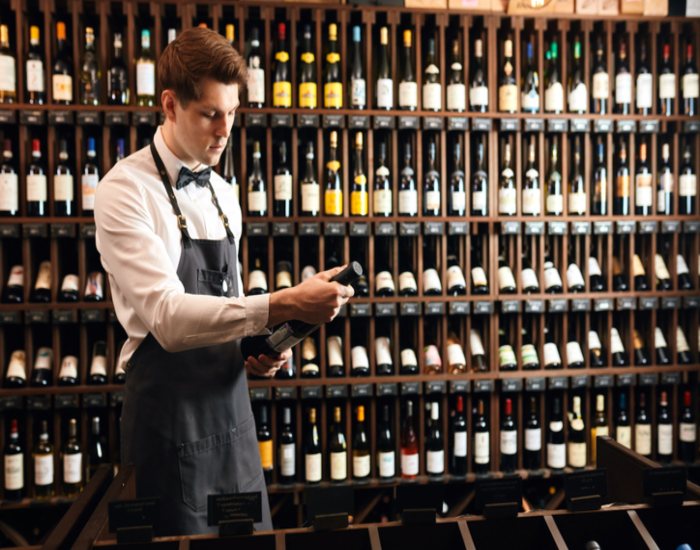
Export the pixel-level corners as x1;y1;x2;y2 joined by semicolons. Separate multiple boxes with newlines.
153;126;204;188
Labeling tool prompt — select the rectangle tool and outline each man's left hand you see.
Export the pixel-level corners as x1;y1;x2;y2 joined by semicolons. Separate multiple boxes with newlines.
244;348;292;378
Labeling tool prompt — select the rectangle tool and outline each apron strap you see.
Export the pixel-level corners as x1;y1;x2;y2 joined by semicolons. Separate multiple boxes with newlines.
205;180;235;244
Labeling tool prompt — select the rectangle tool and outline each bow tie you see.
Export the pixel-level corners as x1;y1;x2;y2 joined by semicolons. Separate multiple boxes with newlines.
176;166;212;190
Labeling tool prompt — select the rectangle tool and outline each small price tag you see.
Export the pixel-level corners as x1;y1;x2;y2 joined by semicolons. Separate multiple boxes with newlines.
347;115;368;129
373;115;395;129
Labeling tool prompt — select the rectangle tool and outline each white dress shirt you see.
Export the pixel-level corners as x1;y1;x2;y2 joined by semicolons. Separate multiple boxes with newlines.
95;127;269;372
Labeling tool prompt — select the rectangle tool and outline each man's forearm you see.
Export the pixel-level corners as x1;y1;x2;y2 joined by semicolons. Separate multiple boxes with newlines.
267;287;295;327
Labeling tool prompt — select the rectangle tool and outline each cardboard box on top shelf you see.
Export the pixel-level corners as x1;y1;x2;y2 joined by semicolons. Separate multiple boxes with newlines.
643;0;668;15
620;0;644;13
575;0;598;13
599;0;619;14
507;0;575;14
448;0;493;11
405;0;448;8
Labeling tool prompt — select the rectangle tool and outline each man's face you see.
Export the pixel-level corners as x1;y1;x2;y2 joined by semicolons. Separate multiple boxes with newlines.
170;78;239;167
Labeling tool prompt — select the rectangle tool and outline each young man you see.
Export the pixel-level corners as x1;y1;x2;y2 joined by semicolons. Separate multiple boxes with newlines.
95;28;353;536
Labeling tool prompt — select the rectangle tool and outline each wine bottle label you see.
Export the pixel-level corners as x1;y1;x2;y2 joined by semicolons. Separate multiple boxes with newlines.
301;266;316;282
298;82;317;109
546;192;563;214
27;174;47;202
547;442;566;469
300;182;320;213
7;265;23;287
327;336;343;367
498;84;518;112
680;422;697;443
447;83;466;111
682;73;699;99
424;190;440;211
378;450;395;478
399;271;417;293
522;187;541;215
634;424;652;455
351;189;368;216
470;330;485;356
247;190;267;214
115;362;126;376
567;442;586;468
544;265;563;290
447;342;466;368
350;77;366;107
426;449;444;474
324;189;343;215
615;73;632;104
136;62;155;96
653;327;668;349
323;82;343;109
375;337;393;366
498;344;516;367
423;344;442;372
589;329;603;352
400;348;418;368
636;73;653;108
521;343;539;366
373;188;392;215
447;265;466;290
52;74;73;101
398;189;418;215
616;425;631;449
566;263;585;289
63;452;82;484
498;187;516;215
4;454;23;490
258;439;273;470
305;452;322;482
474;431;490;464
400;451;419;475
81;173;99;210
34;347;52;371
676;254;690;275
469;85;488;107
525;428;542;451
471;266;488;288
6;350;26;380
59;356;78;380
34;453;54;486
330;451;347;481
545;82;564;112
422;268;442;294
498;266;516;291
679;174;697;198
376;78;393;109
544;342;561;366
450;189;466;212
471;189;486;212
0;173;18;212
453;431;467;458
275;269;292;290
84;272;103;299
398;81;418;109
592;72;609;100
280;443;295;476
351;346;369;370
247;269;267;293
274;174;292;201
593;426;609;439
273;81;292;108
247;68;265;104
90;354;107;377
610;328;625;354
54;174;74;202
566;342;585;366
500;429;517;455
658;423;673;456
422;82;442;111
654;254;671;281
35;261;51;290
26;59;44;92
568;191;587;215
659;73;676;99
301;362;319;376
353;454;370;478
632;255;646;277
588;257;602;277
521;88;540;111
635;173;653;207
568;82;588;112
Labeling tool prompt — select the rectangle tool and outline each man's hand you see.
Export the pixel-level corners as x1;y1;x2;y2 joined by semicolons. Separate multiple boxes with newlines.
245;348;293;378
268;265;355;327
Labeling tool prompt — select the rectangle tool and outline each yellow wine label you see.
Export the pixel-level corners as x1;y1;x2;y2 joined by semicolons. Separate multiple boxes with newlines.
301;52;315;64
326;160;341;173
299;82;317;108
325;189;343;215
275;51;290;63
324;82;343;108
351;190;368;216
326;52;340;64
259;440;273;470
272;81;292;107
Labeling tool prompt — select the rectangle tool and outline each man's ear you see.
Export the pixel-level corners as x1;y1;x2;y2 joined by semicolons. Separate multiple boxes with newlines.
161;90;177;121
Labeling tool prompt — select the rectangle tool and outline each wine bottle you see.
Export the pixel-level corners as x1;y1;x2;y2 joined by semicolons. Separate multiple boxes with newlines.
635;141;653;216
633;329;651;366
615;139;631;215
399;141;418;217
524;395;542;470
246;258;267;295
498;328;517;371
451;395;468;475
566;324;585;369
399;29;417;111
108;32;129;105
27;139;47;217
256;404;273;484
422;36;441;111
298;24;316;109
543;254;563;294
612;256;629;292
323;23;342;109
79;26;100;105
54;139;75;216
57;273;78;302
0;139;17;216
247;141;266;217
497;244;516;295
222;134;238;203
446;255;466;297
300;336;319;378
522;135;541;216
423;136;441;216
426;402;444;477
657;142;674;215
567;38;587;114
115;139;126;163
352;406;370;481
677;327;693;365
634;392;652;458
88;341;108;385
589;246;605;292
545;41;564;113
351;344;370;377
546;139;563;216
591;34;608;114
659;41;676;116
300;142;319;217
614;39;632;114
591;394;609;464
632;254;650;291
373;140;392;217
349;26;365;109
498;35;518;113
30;347;53;387
636;39;652;115
544;324;562;369
521;40;540;113
473;398;490;474
500;398;517;472
34;420;54;498
677;254;693;290
610;327;629;366
521;320;540;369
327;335;344;377
3;419;23;501
272;23;291;108
324;131;343;216
655;249;672;291
471;136;488;216
88;416;106;480
547;396;566;470
683;41;699;116
52;22;72;104
304;407;322;483
62;418;83;496
246;27;265;108
26;25;45;104
470;37;488;112
273;140;292;217
58;355;79;386
81;137;99;214
375;336;394;376
135;30;155;107
350;132;368;217
275;261;292;290
566;246;585;294
498;141;516;215
568;135;586;215
30;261;51;303
373;404;394;480
446;333;466;374
447;38;466;112
376;27;393;110
4;350;26;388
84;271;104;302
567;396;586;469
401;400;419;479
657;391;673;463
615;392;631;449
276;407;295;484
471;239;489;295
470;328;488;373
449;136;466;216
423;343;442;374
679;390;697;464
589;329;605;367
0;24;15;102
679;143;696;215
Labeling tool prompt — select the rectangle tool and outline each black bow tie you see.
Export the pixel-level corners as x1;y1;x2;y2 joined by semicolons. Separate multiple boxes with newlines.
176;166;212;190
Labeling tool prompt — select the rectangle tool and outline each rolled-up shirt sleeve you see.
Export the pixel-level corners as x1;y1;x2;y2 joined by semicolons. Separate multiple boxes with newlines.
95;171;269;353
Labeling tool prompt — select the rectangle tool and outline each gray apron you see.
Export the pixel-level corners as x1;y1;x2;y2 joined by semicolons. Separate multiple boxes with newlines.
120;143;272;536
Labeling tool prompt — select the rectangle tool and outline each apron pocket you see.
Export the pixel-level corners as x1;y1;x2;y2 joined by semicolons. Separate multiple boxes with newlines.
177;415;258;512
196;269;235;297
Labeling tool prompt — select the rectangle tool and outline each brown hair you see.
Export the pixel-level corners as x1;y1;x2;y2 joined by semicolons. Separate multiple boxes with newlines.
158;27;247;105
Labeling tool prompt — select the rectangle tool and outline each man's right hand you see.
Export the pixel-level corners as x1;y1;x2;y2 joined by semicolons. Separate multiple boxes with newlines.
267;265;355;327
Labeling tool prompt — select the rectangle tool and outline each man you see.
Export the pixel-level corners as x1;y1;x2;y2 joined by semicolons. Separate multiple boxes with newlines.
95;28;353;536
